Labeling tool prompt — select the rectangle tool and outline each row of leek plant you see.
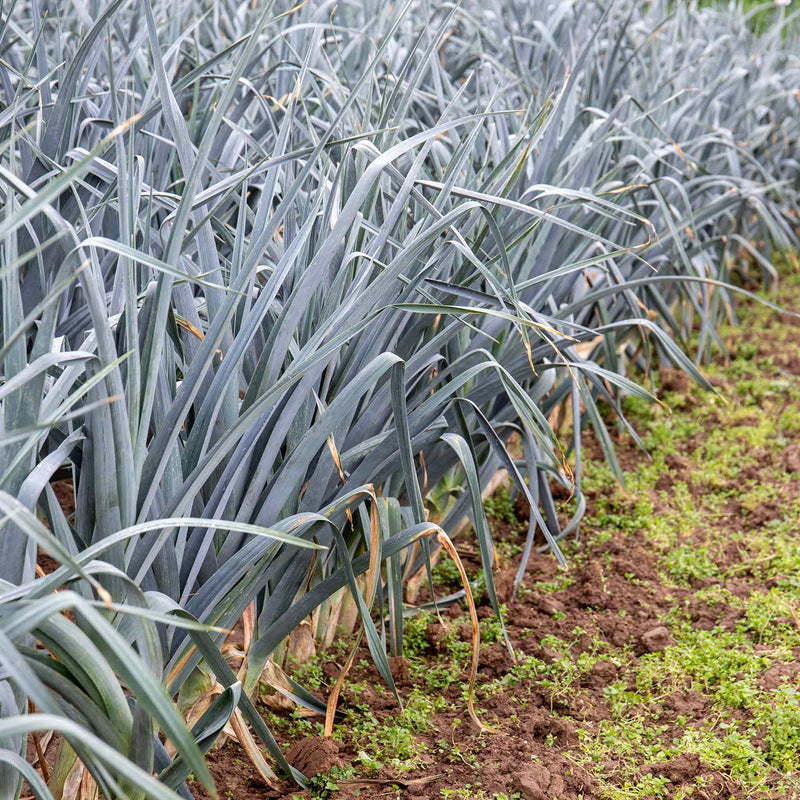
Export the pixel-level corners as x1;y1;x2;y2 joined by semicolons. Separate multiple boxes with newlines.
0;0;797;797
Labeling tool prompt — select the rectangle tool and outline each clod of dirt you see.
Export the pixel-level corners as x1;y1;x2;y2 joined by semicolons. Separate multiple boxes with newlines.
322;662;340;679
575;563;610;609
688;603;722;630
639;625;673;653
647;752;704;783
529;712;577;745
583;659;618;688
597;612;636;647
660;368;691;394
547;774;566;796
532;594;564;616
360;685;396;710
783;444;800;474
745;500;783;528
663;690;705;716
664;452;691;472
481;642;515;678
284;737;342;777
387;655;410;681
426;622;448;652
494;567;516;602
760;662;800;690
511;763;552;800
656;452;693;492
654;473;673;492
514;493;531;521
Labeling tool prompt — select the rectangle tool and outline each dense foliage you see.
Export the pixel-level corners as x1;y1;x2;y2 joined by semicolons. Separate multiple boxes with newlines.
0;0;797;796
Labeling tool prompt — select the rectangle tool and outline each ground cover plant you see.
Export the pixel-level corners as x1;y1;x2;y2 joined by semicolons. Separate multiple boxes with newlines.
0;0;798;797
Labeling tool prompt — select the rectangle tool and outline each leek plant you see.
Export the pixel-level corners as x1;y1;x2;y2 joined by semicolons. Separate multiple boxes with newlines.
0;0;797;796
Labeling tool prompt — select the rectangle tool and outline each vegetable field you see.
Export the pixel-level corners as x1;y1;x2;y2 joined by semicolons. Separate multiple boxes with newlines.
0;0;798;798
